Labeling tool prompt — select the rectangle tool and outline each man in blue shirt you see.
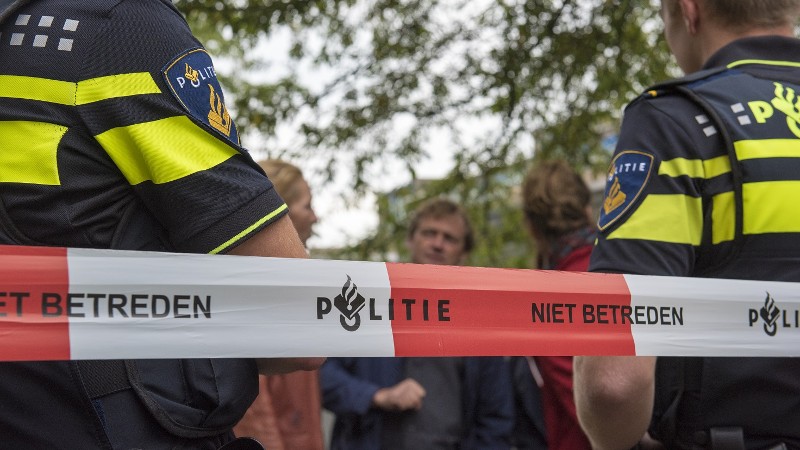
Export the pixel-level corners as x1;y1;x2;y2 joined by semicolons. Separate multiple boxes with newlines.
320;198;514;450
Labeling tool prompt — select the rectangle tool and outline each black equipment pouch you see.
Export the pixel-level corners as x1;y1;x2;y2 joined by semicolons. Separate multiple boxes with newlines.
709;427;745;450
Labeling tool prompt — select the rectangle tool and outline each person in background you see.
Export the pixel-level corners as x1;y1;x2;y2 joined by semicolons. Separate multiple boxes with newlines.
515;160;592;450
320;197;515;450
257;160;319;247
575;0;800;448
235;159;323;450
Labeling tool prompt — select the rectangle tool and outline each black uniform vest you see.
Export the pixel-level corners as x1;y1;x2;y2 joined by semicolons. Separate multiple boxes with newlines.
645;66;800;449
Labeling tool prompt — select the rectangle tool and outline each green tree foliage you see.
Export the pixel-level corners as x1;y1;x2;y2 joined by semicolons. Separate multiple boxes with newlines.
175;0;675;266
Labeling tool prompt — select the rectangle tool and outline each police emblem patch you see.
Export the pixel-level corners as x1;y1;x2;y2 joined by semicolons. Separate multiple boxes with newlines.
598;150;654;231
163;48;240;145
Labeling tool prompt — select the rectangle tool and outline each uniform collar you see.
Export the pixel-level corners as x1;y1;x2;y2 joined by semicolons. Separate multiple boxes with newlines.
703;35;800;70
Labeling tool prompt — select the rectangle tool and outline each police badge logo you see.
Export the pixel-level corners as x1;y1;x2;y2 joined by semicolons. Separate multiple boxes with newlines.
163;48;240;145
598;150;654;231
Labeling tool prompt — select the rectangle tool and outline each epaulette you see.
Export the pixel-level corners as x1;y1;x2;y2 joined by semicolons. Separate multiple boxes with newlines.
643;66;731;99
624;66;731;113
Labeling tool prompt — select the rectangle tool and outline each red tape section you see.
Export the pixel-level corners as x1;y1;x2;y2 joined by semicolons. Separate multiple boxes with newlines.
0;245;70;361
386;263;635;357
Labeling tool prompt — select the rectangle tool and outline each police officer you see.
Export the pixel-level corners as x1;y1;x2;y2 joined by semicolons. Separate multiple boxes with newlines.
574;0;800;448
0;0;322;448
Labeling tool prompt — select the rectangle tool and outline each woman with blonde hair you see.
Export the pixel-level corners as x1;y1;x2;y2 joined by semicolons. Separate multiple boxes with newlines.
234;159;322;450
257;159;318;246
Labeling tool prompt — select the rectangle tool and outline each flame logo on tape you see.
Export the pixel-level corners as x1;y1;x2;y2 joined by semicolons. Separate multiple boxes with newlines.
334;275;366;332
760;292;781;337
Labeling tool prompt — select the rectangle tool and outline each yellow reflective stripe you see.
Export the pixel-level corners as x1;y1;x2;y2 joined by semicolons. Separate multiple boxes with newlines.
735;139;800;161
0;75;75;104
711;191;735;244
96;115;238;185
76;73;161;105
0;121;65;185
659;156;730;179
0;73;160;105
728;59;800;69
209;204;289;254
744;181;800;234
607;194;702;245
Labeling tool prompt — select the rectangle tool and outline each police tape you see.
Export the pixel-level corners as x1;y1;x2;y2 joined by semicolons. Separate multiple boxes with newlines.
0;244;797;361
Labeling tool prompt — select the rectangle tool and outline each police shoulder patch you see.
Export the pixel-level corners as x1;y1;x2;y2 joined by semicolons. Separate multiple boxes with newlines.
163;48;240;145
597;150;655;231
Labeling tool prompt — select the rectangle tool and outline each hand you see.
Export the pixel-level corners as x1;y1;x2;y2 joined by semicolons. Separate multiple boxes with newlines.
372;378;426;412
256;357;326;375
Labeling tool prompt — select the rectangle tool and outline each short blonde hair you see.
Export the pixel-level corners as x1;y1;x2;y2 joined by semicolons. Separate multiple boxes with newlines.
258;159;305;205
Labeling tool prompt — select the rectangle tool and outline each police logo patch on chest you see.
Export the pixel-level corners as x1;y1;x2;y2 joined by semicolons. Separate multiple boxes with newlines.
598;150;654;231
163;48;239;145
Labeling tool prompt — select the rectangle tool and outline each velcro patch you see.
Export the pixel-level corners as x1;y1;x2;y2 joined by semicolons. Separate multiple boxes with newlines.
163;48;240;145
598;150;654;231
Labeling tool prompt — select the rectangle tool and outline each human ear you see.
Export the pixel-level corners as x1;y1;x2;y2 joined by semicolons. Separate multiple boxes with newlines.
678;0;700;34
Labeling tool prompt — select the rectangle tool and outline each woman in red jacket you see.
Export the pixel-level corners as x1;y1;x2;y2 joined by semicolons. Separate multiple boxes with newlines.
519;159;594;450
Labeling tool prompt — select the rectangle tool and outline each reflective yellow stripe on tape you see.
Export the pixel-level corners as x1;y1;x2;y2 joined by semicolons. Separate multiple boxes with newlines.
735;139;800;160
744;181;800;234
209;204;289;255
0;121;66;185
0;73;160;105
96;115;238;185
659;156;731;179
607;194;702;245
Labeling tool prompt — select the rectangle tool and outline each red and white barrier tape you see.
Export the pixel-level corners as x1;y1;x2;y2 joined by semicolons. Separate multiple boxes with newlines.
0;245;797;361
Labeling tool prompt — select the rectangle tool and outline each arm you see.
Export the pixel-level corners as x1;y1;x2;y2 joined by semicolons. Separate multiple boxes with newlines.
228;215;325;374
573;356;656;450
228;214;307;259
74;0;321;375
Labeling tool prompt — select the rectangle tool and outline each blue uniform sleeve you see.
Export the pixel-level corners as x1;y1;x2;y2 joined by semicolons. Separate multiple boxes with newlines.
77;0;287;253
590;96;706;276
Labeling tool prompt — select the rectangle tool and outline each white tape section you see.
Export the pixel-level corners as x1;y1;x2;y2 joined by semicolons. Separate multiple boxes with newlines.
626;274;800;357
0;245;798;360
66;249;395;359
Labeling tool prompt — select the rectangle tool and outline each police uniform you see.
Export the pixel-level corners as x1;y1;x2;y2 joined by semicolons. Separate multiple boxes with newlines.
590;36;800;449
0;0;287;448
